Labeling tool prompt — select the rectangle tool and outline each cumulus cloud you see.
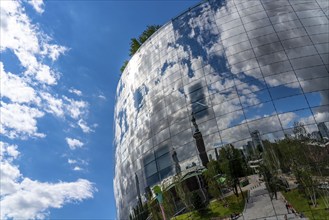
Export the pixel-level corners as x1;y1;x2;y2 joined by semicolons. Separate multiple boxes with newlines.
314;111;329;124
1;1;65;85
0;62;40;104
40;92;64;117
98;94;107;100
73;166;83;171
0;1;97;218
0;0;92;138
69;88;83;96
66;138;84;150
41;44;68;61
278;112;297;128
78;119;93;133
68;159;77;164
0;142;20;163
67;158;88;172
0;141;96;219
0;101;45;139
64;97;88;119
27;0;45;14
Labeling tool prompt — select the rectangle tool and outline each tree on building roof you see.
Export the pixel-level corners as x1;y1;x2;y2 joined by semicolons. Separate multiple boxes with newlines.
121;25;161;73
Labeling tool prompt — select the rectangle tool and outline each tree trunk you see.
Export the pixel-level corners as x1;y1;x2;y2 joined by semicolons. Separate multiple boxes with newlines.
238;181;245;200
233;184;239;197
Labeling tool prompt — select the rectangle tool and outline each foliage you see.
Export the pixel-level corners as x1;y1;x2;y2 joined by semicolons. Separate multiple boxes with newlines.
121;25;161;73
203;160;224;201
218;145;247;198
191;192;206;211
259;164;284;200
283;189;329;220
260;123;329;209
173;174;193;211
129;38;142;57
148;199;162;220
129;25;161;56
172;192;246;220
294;165;318;207
161;185;176;219
139;25;161;44
120;60;128;73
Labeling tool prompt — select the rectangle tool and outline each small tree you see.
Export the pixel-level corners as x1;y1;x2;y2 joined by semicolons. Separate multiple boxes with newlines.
219;145;246;199
203;160;224;201
148;199;162;220
161;185;176;219
129;25;161;56
173;174;193;211
121;25;161;73
294;163;318;207
129;38;142;56
120;60;129;73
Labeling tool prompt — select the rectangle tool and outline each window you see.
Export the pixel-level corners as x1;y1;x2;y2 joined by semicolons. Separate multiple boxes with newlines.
143;146;173;187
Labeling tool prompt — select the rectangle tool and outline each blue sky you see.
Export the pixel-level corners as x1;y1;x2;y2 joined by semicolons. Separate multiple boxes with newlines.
0;0;199;219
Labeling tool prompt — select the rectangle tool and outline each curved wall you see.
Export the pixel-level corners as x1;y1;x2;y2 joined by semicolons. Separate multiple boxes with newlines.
114;0;329;218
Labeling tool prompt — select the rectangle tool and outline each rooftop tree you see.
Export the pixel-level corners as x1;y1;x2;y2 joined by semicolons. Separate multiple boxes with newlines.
121;25;161;73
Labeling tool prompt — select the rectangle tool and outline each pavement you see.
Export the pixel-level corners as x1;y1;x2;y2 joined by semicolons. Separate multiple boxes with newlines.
237;178;308;220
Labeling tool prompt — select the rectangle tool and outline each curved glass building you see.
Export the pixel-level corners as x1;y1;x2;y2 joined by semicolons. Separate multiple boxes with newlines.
114;0;329;218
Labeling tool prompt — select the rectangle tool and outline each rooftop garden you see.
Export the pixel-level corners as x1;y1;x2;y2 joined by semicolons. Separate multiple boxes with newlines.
120;25;161;73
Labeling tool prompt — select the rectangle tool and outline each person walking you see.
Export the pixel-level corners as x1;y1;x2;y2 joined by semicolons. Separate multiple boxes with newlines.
285;201;290;214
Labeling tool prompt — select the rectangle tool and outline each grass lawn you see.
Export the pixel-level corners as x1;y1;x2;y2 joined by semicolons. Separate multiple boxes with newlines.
172;192;246;220
282;189;329;220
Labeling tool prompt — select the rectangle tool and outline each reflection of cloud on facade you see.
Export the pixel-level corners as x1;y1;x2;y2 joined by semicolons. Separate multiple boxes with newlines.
114;0;329;218
314;111;329;124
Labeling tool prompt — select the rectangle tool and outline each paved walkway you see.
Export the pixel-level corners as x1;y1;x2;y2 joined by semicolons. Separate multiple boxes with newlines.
237;182;308;220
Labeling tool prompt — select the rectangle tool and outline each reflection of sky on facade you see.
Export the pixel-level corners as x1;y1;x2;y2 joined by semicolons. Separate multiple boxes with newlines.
114;0;329;217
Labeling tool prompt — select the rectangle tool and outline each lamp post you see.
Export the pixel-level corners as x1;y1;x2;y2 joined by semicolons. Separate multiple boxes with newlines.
172;148;181;175
135;173;142;206
153;185;166;220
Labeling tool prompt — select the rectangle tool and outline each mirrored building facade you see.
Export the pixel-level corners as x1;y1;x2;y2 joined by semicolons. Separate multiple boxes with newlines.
114;0;329;218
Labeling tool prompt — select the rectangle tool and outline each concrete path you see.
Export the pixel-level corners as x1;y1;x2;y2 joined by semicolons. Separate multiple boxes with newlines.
237;182;308;220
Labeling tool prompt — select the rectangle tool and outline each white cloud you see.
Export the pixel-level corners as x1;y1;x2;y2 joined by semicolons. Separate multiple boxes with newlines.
78;119;93;133
1;177;95;220
278;112;297;128
27;0;45;14
66;138;84;150
68;158;88;172
0;0;66;85
0;160;22;197
69;88;83;96
0;101;45;139
98;94;106;100
64;97;88;119
40;92;64;117
68;159;77;164
41;44;68;61
73;166;83;171
0;1;96;218
0;62;40;104
0;142;20;162
314;111;329;124
0;141;96;219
